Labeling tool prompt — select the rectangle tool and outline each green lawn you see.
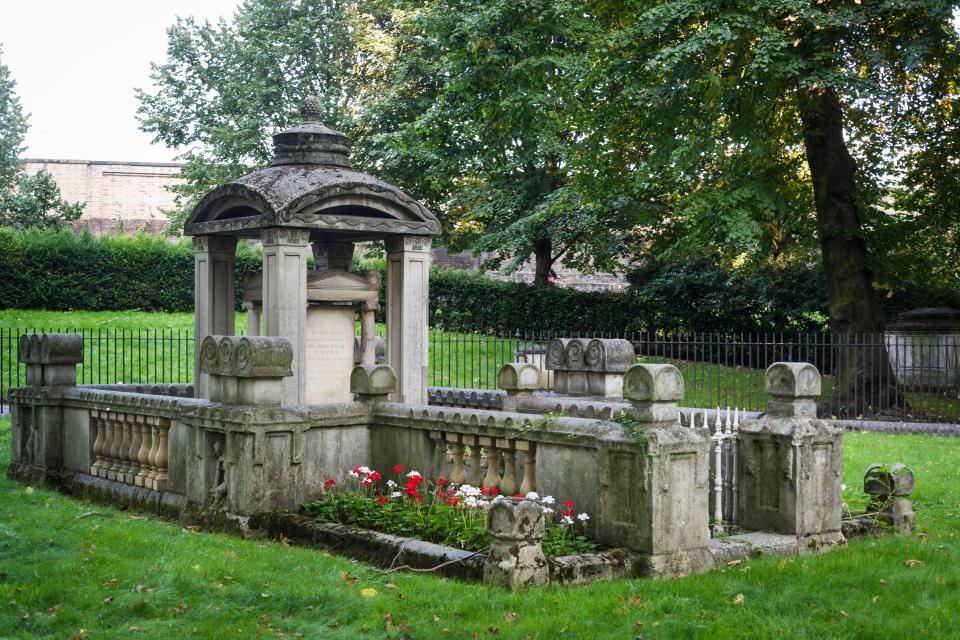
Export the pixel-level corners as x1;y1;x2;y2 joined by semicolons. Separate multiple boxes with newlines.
0;414;958;639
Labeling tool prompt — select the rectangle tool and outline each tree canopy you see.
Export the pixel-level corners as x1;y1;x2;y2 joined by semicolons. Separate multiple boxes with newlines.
0;46;84;230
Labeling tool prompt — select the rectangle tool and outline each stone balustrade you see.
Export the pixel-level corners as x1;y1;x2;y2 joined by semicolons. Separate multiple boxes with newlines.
90;409;170;491
430;430;537;495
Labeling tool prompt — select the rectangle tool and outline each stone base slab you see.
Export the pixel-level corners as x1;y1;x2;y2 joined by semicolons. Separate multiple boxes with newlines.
708;531;800;565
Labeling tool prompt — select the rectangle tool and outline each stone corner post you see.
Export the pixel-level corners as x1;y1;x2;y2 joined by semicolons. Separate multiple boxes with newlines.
386;235;431;404
483;498;549;590
260;228;310;406
864;463;916;536
10;333;84;479
194;235;238;400
737;362;844;551
596;363;713;577
350;364;397;403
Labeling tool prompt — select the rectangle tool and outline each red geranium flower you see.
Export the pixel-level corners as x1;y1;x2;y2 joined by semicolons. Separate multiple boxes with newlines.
376;496;388;503
393;464;404;473
367;471;382;482
513;494;524;499
438;491;447;497
564;500;574;508
436;478;448;486
416;497;424;503
405;487;420;498
487;487;499;496
562;509;574;517
445;497;459;506
362;479;373;487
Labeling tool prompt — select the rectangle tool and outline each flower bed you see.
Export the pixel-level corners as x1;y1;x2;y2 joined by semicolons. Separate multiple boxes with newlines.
302;465;597;557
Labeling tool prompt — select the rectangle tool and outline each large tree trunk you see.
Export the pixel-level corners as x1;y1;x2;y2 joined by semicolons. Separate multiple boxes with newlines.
533;237;554;287
800;87;905;418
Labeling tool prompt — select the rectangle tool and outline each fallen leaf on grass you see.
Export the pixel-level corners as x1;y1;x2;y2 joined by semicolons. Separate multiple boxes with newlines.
733;593;745;606
360;588;377;598
903;559;924;568
340;571;358;585
936;576;945;585
102;597;113;605
726;559;742;567
432;615;440;622
840;610;849;618
384;582;398;590
70;630;87;640
504;612;519;623
628;595;642;606
872;596;879;604
487;625;500;635
260;592;270;599
384;612;395;632
777;557;793;570
102;578;119;587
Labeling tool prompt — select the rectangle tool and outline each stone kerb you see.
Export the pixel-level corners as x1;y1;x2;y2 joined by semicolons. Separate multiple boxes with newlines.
737;362;844;551
764;362;821;418
199;335;293;405
864;463;916;534
483;498;549;590
622;363;684;424
18;333;83;387
545;338;634;397
350;364;397;401
497;362;540;411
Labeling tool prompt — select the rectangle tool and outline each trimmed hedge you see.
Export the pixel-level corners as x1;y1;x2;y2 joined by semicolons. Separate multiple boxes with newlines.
2;228;950;333
0;228;260;312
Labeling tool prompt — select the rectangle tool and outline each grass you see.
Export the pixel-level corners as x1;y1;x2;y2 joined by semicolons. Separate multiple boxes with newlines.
0;413;958;639
1;310;958;422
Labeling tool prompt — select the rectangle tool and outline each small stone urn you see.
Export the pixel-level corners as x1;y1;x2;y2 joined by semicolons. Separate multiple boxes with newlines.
484;499;549;590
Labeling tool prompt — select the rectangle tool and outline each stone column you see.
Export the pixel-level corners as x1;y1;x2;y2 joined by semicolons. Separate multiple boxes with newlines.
243;301;261;337
484;499;549;590
194;236;237;399
386;235;432;404
497;362;541;411
261;228;310;406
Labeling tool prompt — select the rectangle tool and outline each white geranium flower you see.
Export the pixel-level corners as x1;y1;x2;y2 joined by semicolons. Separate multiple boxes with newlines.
390;491;402;498
406;470;421;478
541;495;556;505
477;499;490;507
561;516;574;526
542;507;554;515
525;491;540;500
386;480;397;488
577;512;590;522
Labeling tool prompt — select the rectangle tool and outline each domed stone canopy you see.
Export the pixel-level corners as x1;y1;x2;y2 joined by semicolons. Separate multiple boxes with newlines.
184;98;439;240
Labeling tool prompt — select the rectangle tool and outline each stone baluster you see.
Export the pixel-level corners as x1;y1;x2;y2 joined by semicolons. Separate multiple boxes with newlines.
153;418;170;491
480;437;501;490
126;415;144;485
107;413;124;481
517;441;537;495
146;417;161;488
135;417;153;488
466;436;484;486
119;415;134;483
731;409;740;523
712;411;723;524
498;439;519;496
90;410;105;477
447;434;468;484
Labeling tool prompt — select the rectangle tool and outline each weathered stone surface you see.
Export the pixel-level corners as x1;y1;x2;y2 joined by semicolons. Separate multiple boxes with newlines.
484;499;549;590
18;333;83;365
622;364;684;403
864;463;915;497
548;549;644;585
200;336;293;378
584;339;634;373
545;338;635;397
765;362;820;418
737;415;844;551
497;363;541;391
350;364;397;398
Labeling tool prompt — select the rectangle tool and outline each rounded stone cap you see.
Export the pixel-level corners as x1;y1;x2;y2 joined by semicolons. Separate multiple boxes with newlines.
545;339;570;370
622;363;684;403
890;307;960;332
350;364;397;396
497;363;541;391
764;362;821;398
18;333;83;365
864;463;915;497
584;338;634;372
270;97;352;168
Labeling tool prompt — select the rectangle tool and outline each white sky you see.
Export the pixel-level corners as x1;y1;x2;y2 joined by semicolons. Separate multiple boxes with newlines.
0;0;241;163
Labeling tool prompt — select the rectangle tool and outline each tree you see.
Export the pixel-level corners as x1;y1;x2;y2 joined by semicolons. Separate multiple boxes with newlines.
581;0;960;414
0;44;28;193
136;0;371;232
357;0;623;285
0;46;84;229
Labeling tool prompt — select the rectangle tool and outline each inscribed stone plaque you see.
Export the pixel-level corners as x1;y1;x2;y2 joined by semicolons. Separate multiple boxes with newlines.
305;305;356;404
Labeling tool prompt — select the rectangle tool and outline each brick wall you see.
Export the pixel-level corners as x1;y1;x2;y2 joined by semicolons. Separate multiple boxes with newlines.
25;159;183;235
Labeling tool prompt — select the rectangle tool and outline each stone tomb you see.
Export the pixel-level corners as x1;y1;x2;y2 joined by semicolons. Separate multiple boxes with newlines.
243;268;381;404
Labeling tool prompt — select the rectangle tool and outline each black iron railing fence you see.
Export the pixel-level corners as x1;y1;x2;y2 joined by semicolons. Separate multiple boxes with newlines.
2;327;957;423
